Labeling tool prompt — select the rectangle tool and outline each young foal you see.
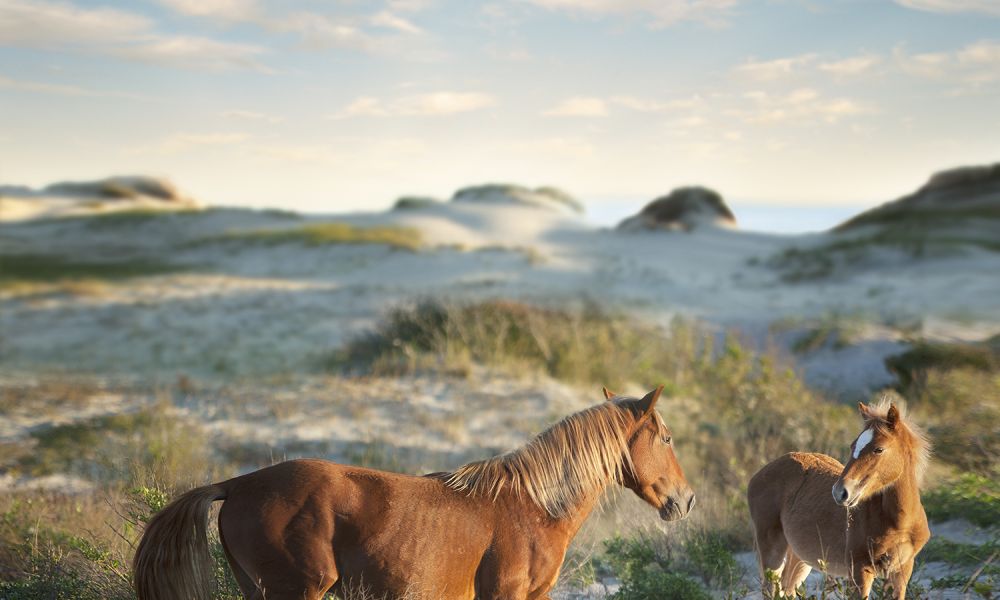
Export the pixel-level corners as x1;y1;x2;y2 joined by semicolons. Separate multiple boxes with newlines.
133;386;695;600
747;400;930;598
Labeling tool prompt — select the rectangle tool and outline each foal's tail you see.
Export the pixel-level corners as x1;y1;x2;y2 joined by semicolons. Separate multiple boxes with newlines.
132;483;227;600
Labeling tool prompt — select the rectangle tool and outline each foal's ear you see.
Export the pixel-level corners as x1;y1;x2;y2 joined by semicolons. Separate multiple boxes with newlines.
639;385;664;418
886;404;900;429
858;402;872;418
602;387;616;401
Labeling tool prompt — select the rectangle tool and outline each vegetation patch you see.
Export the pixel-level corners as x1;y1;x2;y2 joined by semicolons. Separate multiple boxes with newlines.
333;300;858;544
887;337;1000;476
601;533;740;599
766;227;1000;282
0;253;184;289
923;473;1000;528
202;222;422;251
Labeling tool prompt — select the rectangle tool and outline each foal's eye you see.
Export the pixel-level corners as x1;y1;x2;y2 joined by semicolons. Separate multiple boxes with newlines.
661;435;672;445
873;447;885;454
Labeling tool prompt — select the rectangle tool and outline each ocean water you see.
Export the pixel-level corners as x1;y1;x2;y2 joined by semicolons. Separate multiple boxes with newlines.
586;198;869;234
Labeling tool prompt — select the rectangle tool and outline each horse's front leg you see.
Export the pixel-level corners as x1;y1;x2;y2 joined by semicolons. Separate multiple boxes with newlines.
851;564;876;599
888;559;914;599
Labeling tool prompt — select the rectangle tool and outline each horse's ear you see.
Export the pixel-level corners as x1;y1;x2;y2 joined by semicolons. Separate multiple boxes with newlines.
858;402;871;418
602;387;616;401
886;404;900;429
639;385;664;418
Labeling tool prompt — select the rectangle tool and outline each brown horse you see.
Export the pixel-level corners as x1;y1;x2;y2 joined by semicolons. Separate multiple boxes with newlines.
133;386;695;600
747;399;930;599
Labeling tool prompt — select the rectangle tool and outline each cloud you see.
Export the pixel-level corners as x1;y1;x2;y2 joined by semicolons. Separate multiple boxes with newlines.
819;54;881;76
543;96;608;117
733;53;817;81
113;36;271;72
370;10;422;34
522;0;740;27
134;132;250;154
0;0;148;46
0;74;150;100
156;0;427;55
610;95;704;112
894;40;1000;86
727;89;871;125
332;92;496;118
156;0;260;21
0;0;271;72
506;137;595;158
221;109;285;123
894;0;1000;16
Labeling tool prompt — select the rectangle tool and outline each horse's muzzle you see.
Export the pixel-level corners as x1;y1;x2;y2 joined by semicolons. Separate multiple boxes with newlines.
660;489;696;521
832;479;861;508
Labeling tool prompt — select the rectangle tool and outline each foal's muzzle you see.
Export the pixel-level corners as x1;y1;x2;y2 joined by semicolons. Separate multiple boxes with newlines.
660;489;696;521
832;479;860;508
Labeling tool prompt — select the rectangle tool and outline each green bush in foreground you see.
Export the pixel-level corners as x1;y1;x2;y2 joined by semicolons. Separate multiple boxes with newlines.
604;536;712;600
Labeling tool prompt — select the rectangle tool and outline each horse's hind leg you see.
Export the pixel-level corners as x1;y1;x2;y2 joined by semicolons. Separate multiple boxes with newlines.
750;509;789;596
780;550;812;597
219;529;263;599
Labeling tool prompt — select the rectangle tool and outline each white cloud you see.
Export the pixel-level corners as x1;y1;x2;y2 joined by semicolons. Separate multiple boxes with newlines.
895;40;1000;86
0;74;149;100
506;137;595;158
221;109;284;123
523;0;739;27
732;89;870;124
819;54;881;76
370;10;422;34
734;53;817;81
157;0;260;21
0;0;271;72
135;132;250;154
113;36;271;72
543;96;608;117
610;95;704;112
332;92;496;118
894;0;1000;16
0;0;149;46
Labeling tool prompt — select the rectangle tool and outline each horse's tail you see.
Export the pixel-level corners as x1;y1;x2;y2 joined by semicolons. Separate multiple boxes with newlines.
132;483;227;600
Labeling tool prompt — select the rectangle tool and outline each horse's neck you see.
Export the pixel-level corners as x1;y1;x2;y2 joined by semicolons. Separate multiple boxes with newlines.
873;460;923;527
551;486;606;539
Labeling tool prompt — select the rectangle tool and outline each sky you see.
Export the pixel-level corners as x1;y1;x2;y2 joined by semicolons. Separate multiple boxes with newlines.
1;0;999;218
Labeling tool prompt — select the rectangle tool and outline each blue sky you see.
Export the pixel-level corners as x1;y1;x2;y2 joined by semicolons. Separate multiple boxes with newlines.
1;0;999;217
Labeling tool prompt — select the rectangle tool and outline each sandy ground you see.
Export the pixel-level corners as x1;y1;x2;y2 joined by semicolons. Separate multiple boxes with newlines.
1;196;998;598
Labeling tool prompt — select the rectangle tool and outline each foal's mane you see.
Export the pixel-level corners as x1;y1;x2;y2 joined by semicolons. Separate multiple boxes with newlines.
444;400;635;519
864;397;931;486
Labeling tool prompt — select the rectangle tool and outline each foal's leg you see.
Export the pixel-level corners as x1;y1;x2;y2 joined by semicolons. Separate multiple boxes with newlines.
779;550;811;598
751;517;789;597
850;564;876;600
888;559;914;600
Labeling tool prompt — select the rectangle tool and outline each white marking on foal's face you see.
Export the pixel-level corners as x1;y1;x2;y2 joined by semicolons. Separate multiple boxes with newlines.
853;428;874;459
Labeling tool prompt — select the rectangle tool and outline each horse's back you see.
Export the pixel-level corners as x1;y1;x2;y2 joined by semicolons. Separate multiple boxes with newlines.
216;458;493;599
748;452;842;512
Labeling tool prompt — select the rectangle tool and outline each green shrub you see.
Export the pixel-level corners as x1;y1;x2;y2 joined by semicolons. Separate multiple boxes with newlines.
0;253;182;286
603;536;712;600
923;473;1000;527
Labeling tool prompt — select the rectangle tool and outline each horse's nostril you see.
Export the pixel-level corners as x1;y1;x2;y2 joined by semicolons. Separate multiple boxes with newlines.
686;493;697;512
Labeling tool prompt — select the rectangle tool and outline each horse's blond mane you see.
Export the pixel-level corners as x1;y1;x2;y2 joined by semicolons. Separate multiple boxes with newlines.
864;397;931;486
444;400;635;519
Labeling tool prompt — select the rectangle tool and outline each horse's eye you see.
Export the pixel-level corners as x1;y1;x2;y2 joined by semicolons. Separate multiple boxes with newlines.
662;435;672;445
873;447;885;454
